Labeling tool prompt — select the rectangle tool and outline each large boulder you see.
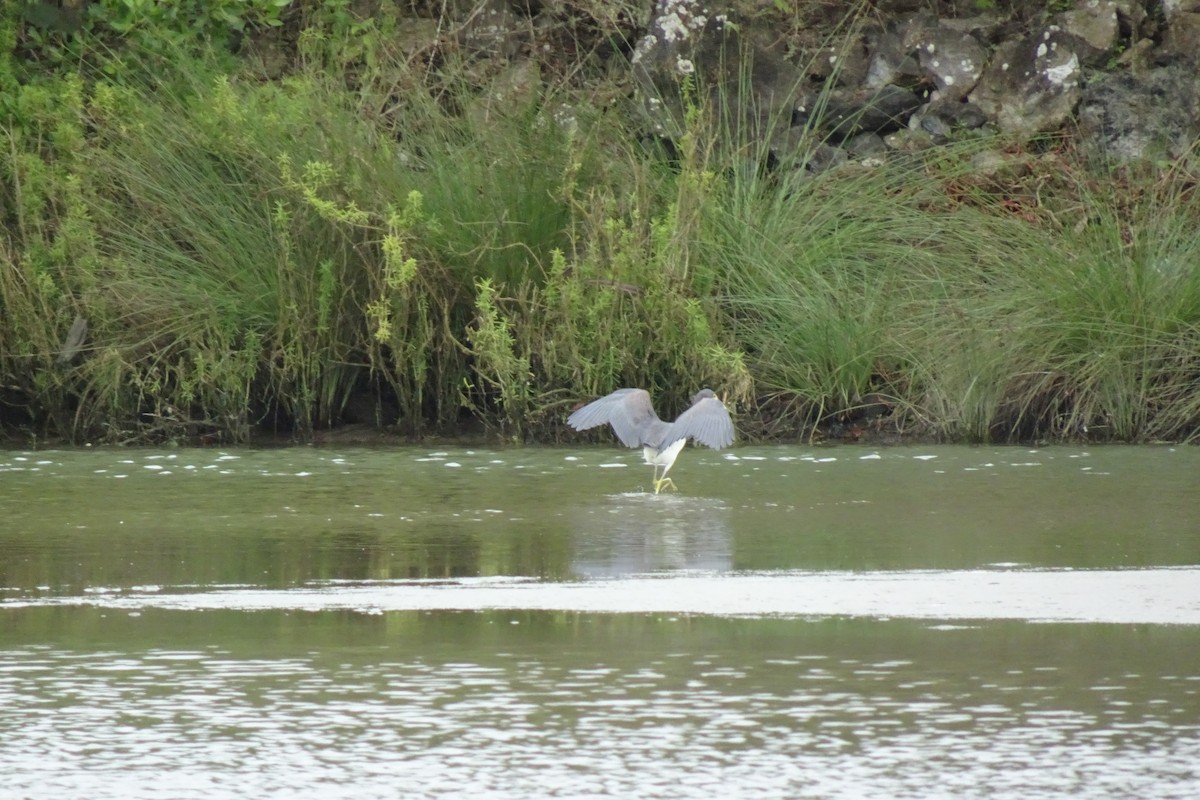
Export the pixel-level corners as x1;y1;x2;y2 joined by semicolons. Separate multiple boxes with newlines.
970;26;1082;136
915;27;988;100
1160;1;1200;63
1055;0;1120;65
630;1;800;140
1078;65;1200;161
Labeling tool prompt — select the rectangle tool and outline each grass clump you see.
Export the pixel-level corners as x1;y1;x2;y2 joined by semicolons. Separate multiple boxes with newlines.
699;126;1200;443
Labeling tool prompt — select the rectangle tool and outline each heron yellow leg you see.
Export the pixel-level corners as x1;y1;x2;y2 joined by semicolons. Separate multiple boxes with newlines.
650;462;678;494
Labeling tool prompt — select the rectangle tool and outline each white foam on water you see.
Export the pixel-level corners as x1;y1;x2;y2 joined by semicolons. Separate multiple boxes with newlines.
9;568;1199;625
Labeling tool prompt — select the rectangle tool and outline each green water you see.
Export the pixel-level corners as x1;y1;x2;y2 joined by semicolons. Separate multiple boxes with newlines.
2;445;1199;798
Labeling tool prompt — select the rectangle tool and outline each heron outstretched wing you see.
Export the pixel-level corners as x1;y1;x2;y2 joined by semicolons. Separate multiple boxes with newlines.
670;393;734;450
566;388;661;448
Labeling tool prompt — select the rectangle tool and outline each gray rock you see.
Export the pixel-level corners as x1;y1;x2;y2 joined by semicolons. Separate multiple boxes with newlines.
844;132;889;158
916;27;987;100
615;0;1196;170
883;127;937;152
1055;0;1119;65
912;107;952;139
630;1;799;144
464;58;541;127
630;0;734;137
798;85;924;137
815;39;872;87
766;128;848;175
1112;0;1151;39
804;142;850;174
946;100;990;129
970;26;1082;135
939;13;1009;44
969;149;1034;180
1078;65;1200;161
457;0;523;59
864;12;934;89
909;99;991;141
1161;10;1200;63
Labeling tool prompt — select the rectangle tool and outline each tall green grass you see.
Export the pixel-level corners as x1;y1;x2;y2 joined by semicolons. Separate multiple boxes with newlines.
704;135;1200;442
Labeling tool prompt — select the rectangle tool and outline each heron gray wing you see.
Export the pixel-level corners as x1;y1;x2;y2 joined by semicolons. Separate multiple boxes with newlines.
567;388;661;448
669;394;735;450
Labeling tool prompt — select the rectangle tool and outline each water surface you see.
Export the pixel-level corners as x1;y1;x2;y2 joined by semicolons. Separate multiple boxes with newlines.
2;444;1198;798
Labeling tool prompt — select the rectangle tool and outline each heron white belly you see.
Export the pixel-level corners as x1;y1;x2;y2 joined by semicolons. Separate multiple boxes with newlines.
643;438;688;476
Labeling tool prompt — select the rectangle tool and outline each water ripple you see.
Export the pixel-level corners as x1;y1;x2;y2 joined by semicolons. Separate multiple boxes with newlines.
1;641;1196;800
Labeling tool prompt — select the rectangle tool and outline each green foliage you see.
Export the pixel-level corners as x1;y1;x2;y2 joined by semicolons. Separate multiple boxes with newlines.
1;57;354;440
89;0;289;37
0;72;97;435
2;4;1198;446
467;279;533;438
465;138;752;436
14;0;291;67
0;34;613;442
